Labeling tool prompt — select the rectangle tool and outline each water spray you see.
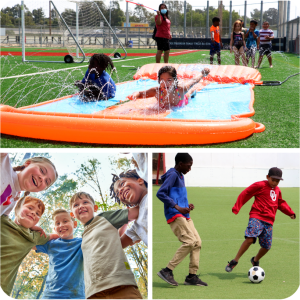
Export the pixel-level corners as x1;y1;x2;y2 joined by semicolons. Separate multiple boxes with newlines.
125;0;157;12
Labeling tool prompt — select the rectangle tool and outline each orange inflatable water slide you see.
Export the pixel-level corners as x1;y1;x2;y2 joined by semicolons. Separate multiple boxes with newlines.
0;63;265;145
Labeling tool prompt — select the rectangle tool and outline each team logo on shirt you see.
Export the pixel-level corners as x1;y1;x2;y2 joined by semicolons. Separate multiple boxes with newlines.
270;190;276;201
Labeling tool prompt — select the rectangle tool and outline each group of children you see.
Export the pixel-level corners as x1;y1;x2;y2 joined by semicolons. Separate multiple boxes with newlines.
1;153;148;299
210;17;274;68
156;153;296;287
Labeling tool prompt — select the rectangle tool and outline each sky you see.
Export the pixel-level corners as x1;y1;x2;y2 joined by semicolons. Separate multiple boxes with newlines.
1;0;299;20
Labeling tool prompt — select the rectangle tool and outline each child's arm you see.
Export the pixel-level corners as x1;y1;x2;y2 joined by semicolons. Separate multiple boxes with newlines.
242;33;246;49
257;36;260;48
179;68;210;91
30;225;47;238
128;206;139;221
245;29;250;38
278;191;296;219
232;182;261;214
211;29;214;42
119;223;129;237
49;233;59;240
230;33;233;53
127;87;157;100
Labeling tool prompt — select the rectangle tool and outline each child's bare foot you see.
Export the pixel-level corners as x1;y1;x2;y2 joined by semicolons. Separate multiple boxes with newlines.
270;65;273;68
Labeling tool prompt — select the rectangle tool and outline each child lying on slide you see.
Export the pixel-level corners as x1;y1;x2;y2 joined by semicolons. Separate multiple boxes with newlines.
127;66;210;109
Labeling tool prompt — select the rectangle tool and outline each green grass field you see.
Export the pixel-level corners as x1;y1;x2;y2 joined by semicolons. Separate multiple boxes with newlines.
153;186;299;299
1;48;299;148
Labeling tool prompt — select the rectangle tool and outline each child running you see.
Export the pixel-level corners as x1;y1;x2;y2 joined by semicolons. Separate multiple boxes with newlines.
1;196;58;296
245;20;259;68
127;66;210;109
69;192;143;299
110;167;148;248
1;153;58;216
74;53;117;102
230;20;247;66
156;153;207;287
256;21;274;68
210;17;222;65
225;167;296;272
33;208;85;299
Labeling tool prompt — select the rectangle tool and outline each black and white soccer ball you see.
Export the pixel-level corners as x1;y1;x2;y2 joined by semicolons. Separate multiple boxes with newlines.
248;266;265;283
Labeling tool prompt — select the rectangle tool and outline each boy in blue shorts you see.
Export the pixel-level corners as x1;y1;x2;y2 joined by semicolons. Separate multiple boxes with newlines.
210;17;222;65
156;153;207;287
225;167;296;272
245;19;259;68
33;208;85;299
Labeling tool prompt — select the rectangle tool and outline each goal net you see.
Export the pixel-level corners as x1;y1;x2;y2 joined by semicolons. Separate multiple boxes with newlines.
21;0;127;63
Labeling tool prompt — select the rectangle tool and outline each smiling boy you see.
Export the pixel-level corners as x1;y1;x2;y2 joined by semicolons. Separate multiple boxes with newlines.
33;208;85;299
225;167;296;272
1;196;56;296
69;191;142;299
110;169;148;248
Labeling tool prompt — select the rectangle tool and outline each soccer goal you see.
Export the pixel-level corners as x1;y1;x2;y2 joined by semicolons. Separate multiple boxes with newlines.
21;0;127;63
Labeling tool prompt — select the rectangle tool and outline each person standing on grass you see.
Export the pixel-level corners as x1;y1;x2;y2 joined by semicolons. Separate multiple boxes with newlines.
210;17;222;65
256;21;274;68
225;167;296;273
230;20;247;66
156;153;208;287
155;3;172;63
245;20;259;68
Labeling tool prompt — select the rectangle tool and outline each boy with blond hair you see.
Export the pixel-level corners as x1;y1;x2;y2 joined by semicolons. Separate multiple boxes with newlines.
69;192;142;299
1;196;57;296
33;208;85;299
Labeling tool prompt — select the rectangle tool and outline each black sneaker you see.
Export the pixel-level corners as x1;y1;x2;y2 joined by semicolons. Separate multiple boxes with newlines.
184;274;208;286
225;259;238;272
251;257;260;266
157;268;178;286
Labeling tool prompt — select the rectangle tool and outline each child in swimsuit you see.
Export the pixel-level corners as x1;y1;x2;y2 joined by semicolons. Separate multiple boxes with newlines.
127;66;210;109
230;20;247;66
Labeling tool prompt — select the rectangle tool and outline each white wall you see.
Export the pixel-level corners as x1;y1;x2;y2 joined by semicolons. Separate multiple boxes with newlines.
165;153;300;187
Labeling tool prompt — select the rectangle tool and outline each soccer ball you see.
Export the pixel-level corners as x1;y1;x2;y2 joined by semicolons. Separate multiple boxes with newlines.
248;266;265;283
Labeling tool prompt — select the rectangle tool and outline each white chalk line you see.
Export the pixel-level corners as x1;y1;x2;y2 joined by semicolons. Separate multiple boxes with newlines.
0;50;197;80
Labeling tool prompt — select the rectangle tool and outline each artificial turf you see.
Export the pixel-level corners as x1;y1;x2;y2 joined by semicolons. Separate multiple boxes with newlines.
152;186;299;299
0;48;299;148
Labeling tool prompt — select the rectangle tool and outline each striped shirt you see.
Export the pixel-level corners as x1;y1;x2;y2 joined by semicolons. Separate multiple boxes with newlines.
259;28;274;45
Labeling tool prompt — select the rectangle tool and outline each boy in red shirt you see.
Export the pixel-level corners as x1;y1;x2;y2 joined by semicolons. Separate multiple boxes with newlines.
225;167;296;272
210;17;222;65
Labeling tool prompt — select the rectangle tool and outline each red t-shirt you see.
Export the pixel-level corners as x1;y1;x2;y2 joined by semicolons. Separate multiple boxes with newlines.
232;180;295;225
155;15;171;39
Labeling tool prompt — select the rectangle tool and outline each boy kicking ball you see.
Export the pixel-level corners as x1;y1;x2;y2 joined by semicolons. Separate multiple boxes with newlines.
225;167;296;272
156;153;207;287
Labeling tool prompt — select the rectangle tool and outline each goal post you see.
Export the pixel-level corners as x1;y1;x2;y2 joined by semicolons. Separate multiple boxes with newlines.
21;0;127;63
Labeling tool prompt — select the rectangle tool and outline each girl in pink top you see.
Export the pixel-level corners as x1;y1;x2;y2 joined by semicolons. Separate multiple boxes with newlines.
155;4;172;63
127;66;210;109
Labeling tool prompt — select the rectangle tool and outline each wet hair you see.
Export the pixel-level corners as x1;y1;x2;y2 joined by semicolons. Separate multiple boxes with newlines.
110;169;147;205
158;66;178;89
15;196;45;221
52;208;75;222
233;20;242;31
69;192;95;209
158;3;169;20
88;53;115;75
13;156;58;198
212;17;220;23
250;19;258;25
175;153;193;165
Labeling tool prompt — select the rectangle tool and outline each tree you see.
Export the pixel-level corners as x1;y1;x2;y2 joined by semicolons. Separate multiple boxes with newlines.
32;8;46;25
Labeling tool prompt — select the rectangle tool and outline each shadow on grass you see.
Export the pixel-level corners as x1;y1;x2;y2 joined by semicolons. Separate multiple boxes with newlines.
153;281;178;288
207;272;246;280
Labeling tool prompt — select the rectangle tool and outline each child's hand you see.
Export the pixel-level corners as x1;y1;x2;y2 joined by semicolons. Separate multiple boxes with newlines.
290;214;296;219
127;92;140;101
189;203;195;210
49;233;60;240
202;68;210;76
175;205;190;215
30;225;46;238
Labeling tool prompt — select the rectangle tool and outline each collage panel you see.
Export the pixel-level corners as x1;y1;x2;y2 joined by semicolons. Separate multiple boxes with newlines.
153;152;299;299
0;152;148;299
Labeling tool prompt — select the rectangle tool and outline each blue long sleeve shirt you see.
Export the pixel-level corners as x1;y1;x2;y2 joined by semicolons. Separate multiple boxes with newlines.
156;168;190;223
82;69;116;99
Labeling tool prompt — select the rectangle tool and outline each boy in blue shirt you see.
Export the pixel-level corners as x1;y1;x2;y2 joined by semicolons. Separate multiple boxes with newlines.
33;208;85;299
245;19;259;68
156;153;207;287
74;53;116;102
